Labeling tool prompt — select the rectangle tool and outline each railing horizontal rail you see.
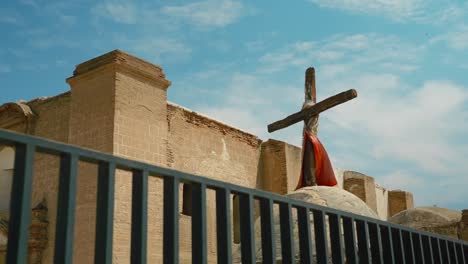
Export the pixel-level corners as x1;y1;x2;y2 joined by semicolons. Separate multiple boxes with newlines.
1;128;467;264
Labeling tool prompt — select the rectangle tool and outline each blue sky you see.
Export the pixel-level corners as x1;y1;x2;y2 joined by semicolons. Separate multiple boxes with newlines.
1;0;468;210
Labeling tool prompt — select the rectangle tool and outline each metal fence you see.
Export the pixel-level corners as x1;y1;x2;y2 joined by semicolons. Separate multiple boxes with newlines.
1;128;467;264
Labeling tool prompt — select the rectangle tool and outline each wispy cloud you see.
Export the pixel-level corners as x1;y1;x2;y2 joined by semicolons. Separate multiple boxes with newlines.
258;34;422;74
0;65;11;73
0;9;24;25
308;0;466;24
91;0;246;29
161;0;245;28
114;36;192;63
430;25;468;51
92;2;137;24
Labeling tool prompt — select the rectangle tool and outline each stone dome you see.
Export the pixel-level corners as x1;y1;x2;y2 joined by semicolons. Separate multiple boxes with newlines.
233;186;378;263
288;186;379;219
389;206;461;229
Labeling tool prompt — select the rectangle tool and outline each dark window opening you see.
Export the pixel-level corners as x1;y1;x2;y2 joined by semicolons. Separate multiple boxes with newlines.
182;183;192;216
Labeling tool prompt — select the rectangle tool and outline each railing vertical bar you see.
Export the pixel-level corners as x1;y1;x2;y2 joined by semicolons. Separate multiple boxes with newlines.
448;241;457;264
457;243;466;264
411;233;424;264
401;231;414;263
356;219;370;264
328;213;344;264
163;176;179;264
431;237;442;264
367;222;382;264
216;188;232;264
313;210;329;264
279;202;294;264
297;206;312;264
131;169;148;264
260;198;276;264
342;216;358;264
192;182;207;264
440;239;450;263
379;225;394;264
462;244;467;263
421;235;432;264
239;193;255;264
54;153;78;264
6;143;35;264
445;239;452;264
453;242;465;264
391;228;406;263
94;161;116;264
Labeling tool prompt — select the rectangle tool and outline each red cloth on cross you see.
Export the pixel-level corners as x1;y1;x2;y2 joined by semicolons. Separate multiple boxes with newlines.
295;130;337;190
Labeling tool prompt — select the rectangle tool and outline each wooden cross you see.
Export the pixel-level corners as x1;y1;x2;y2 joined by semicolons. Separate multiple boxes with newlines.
268;67;357;133
267;67;357;187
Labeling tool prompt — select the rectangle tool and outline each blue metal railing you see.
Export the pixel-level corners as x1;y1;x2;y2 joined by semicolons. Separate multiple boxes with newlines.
1;128;467;264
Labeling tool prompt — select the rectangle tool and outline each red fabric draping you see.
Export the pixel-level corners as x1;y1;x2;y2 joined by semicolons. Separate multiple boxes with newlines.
295;130;337;190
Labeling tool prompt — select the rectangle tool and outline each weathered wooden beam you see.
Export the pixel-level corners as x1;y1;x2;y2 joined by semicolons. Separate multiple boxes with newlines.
267;89;357;133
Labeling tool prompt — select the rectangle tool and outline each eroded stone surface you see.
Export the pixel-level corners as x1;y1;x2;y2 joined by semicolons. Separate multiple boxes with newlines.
389;207;462;239
390;207;461;228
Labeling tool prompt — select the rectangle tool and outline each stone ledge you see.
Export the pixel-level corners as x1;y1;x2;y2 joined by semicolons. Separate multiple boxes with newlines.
67;49;171;89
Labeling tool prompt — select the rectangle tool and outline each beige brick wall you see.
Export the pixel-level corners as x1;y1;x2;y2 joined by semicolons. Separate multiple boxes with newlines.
67;64;117;264
28;95;70;264
112;68;170;263
166;103;261;262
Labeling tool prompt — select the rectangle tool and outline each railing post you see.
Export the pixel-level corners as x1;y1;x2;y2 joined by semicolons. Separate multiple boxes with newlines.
279;202;294;264
6;143;35;264
239;193;255;264
191;182;207;264
94;161;116;264
379;225;395;264
163;176;179;264
313;209;329;264
260;198;276;264
297;206;312;264
131;169;148;264
342;216;358;264
54;153;78;264
328;213;344;263
356;220;371;263
216;188;232;264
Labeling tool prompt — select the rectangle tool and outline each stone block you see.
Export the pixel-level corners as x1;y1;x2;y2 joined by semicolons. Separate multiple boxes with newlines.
388;190;414;217
343;171;378;214
258;139;301;195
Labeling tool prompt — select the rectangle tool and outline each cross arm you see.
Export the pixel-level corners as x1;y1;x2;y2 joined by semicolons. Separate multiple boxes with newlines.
267;89;357;133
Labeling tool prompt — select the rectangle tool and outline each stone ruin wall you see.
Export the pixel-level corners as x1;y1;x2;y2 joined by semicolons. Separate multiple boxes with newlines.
0;94;71;264
0;50;422;263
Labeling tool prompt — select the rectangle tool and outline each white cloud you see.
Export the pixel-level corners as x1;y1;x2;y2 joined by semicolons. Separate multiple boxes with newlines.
161;0;244;28
92;2;137;24
308;0;465;23
115;36;192;63
178;32;468;208
431;25;468;51
258;34;422;74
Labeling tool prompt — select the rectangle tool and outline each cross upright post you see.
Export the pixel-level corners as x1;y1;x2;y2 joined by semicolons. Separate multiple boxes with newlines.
267;67;357;187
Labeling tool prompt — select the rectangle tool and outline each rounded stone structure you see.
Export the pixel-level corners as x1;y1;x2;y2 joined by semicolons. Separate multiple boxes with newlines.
389;207;461;228
233;186;379;263
389;206;462;239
